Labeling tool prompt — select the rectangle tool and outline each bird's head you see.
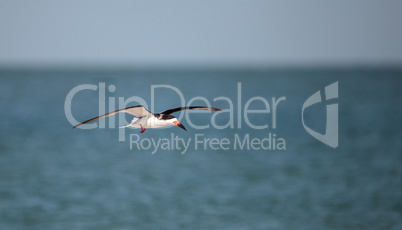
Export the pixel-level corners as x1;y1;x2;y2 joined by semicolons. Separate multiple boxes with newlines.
173;120;187;132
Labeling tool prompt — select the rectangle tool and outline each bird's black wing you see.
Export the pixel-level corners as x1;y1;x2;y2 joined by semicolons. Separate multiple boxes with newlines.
160;106;221;115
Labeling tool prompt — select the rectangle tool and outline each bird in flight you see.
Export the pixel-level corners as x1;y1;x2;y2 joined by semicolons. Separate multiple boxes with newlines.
73;105;221;133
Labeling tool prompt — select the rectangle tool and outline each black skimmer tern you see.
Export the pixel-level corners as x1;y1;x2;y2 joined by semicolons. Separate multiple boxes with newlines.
73;105;221;133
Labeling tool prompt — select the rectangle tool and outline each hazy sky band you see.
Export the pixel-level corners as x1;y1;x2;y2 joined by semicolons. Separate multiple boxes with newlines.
1;0;402;68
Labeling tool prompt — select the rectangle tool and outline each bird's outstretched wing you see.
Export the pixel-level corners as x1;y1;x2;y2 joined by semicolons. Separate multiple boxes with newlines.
73;105;152;128
160;106;221;115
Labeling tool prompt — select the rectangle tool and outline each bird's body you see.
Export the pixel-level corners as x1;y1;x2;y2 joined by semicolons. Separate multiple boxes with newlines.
121;114;177;129
73;105;221;133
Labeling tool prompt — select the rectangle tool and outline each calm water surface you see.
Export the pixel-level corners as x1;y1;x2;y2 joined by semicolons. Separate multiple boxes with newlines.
0;69;401;229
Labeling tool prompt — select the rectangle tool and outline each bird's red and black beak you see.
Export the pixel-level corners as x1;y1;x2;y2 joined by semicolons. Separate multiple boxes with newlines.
173;121;187;132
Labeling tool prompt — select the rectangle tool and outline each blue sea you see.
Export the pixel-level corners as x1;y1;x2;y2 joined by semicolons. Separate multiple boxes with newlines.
0;68;401;229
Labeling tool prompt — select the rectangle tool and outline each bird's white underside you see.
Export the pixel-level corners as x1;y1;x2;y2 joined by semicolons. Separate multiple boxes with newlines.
120;115;177;129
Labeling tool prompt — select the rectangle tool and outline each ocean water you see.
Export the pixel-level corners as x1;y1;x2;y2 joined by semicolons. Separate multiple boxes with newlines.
0;68;401;229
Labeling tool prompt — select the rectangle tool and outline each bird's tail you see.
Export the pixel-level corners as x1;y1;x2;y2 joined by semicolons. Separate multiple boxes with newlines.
120;117;140;128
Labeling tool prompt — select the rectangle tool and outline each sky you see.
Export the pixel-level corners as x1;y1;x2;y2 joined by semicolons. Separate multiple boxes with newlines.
1;0;402;68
